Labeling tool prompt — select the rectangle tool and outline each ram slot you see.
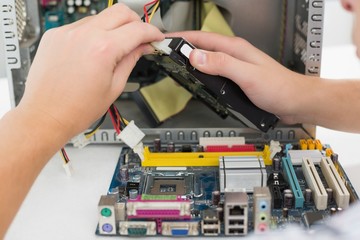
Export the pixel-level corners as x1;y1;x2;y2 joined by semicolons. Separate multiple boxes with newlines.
282;157;304;208
302;158;328;210
320;157;350;209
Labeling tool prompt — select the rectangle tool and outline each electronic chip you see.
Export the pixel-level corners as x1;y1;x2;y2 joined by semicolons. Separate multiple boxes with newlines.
303;212;324;228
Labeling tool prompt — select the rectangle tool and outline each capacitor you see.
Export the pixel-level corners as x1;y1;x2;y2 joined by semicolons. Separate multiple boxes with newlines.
331;153;339;165
283;189;292;196
129;189;138;200
272;156;280;171
154;138;161;152
167;142;175;152
108;187;119;200
67;6;75;14
77;6;88;14
120;166;129;181
284;193;293;208
330;207;337;215
196;145;204;152
216;207;224;222
83;0;91;6
132;174;141;182
67;0;75;6
304;188;312;203
75;0;82;6
282;207;289;218
326;188;333;203
212;191;221;206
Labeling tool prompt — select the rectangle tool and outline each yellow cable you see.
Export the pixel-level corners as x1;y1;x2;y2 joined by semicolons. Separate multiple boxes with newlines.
108;0;114;7
85;127;99;139
148;0;160;23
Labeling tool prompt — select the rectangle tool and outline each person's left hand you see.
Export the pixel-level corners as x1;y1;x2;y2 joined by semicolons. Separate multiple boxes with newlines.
19;3;164;138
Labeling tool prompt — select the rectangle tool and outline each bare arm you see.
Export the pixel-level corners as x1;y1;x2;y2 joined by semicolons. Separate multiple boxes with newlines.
0;4;164;238
171;31;360;132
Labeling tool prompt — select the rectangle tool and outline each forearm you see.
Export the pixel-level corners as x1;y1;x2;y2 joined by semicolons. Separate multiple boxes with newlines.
0;106;70;238
293;77;360;132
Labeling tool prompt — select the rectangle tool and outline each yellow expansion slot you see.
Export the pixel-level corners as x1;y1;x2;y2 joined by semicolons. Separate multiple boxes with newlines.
142;146;264;167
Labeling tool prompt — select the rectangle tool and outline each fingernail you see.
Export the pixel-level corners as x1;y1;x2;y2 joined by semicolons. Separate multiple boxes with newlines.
193;49;206;65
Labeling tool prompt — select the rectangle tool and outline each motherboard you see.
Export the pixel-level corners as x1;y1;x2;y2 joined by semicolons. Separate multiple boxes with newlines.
96;138;359;237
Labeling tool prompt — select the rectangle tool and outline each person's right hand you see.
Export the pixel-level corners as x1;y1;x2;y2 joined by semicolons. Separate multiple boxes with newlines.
169;31;317;125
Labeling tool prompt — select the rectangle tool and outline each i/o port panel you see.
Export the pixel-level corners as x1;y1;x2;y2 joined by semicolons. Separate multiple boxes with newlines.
224;191;248;236
253;187;271;233
98;195;117;235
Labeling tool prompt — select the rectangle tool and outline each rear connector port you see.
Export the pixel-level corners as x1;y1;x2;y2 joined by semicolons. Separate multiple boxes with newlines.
101;223;113;233
101;208;112;217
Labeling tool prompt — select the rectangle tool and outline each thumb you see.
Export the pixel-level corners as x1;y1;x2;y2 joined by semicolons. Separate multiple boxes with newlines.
110;44;154;99
189;49;254;87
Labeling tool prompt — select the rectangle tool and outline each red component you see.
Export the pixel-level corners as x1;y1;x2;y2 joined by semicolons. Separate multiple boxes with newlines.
41;0;61;7
206;144;256;152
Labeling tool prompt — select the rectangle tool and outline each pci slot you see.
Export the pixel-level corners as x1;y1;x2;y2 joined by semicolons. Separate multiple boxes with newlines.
282;157;304;208
320;157;350;209
302;158;328;210
142;146;262;167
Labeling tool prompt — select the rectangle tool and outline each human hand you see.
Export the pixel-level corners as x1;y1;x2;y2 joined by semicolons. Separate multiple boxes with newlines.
18;3;164;139
168;31;314;124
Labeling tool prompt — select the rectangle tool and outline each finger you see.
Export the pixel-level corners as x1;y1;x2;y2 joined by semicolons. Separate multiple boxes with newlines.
108;21;164;62
91;3;141;30
189;49;257;89
110;44;151;98
168;31;268;64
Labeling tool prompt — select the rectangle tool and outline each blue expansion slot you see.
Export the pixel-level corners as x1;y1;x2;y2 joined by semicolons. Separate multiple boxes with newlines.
282;156;304;208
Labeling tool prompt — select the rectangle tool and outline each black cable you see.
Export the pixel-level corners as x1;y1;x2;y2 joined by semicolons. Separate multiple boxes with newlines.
84;113;107;135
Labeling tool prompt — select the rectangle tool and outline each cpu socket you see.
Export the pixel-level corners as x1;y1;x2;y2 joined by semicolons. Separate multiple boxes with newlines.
143;174;194;196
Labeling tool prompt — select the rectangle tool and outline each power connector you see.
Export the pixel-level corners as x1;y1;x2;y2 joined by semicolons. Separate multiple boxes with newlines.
117;120;145;160
71;132;91;149
117;120;145;148
63;161;73;177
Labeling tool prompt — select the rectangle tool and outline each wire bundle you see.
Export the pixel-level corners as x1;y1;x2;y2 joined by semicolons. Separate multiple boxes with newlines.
60;147;70;164
142;0;160;23
108;104;129;135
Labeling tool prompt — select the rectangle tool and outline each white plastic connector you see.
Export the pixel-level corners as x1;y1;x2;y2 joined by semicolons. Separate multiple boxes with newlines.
269;140;282;159
199;137;245;149
151;38;172;55
117;120;145;148
63;162;73;177
133;142;145;161
71;132;91;149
